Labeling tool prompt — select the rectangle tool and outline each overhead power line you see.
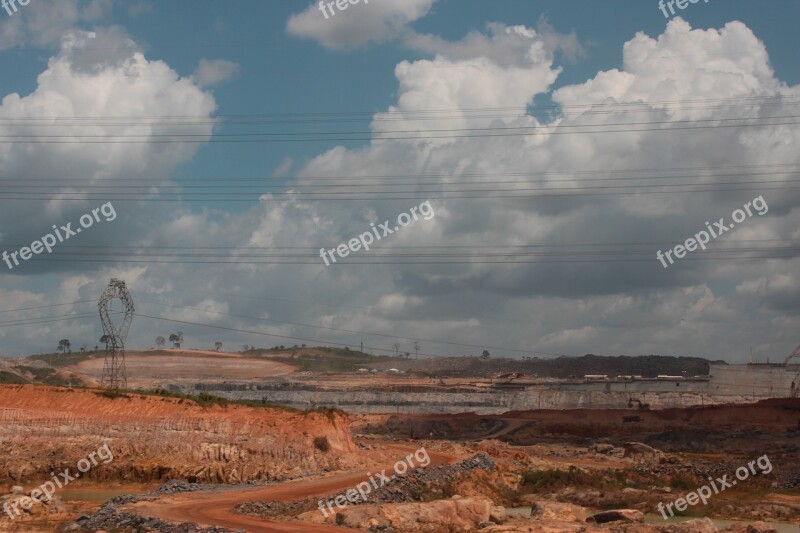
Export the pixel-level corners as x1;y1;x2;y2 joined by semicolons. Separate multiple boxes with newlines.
4;162;797;182
134;312;537;358
0;121;797;144
1;178;797;197
0;238;795;252
1;163;797;201
22;253;800;266
0;114;797;144
2;95;796;122
0;311;121;328
137;297;535;355
0;292;542;357
10;245;800;259
0;300;95;314
5;239;797;266
135;312;432;357
1;171;797;190
4;113;800;137
2;184;799;202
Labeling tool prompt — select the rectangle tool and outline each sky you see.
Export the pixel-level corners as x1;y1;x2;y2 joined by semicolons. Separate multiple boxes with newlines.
0;0;799;363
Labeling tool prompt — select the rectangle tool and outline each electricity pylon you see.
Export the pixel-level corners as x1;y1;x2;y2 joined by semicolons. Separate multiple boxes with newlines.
98;278;134;391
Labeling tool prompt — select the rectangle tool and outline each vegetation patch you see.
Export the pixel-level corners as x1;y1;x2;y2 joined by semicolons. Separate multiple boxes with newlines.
142;388;304;412
305;406;346;421
0;370;29;384
95;389;132;400
243;345;404;372
28;350;104;368
522;467;628;491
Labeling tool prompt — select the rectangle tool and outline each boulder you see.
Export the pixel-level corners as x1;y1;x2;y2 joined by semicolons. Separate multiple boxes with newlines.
529;500;590;522
477;522;589;532
0;495;48;519
623;442;664;460
309;496;494;531
721;522;779;533
490;505;507;523
661;517;718;532
586;509;644;524
590;443;616;455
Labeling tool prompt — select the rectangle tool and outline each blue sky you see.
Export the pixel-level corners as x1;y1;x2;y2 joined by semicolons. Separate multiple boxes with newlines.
0;0;799;362
5;0;798;206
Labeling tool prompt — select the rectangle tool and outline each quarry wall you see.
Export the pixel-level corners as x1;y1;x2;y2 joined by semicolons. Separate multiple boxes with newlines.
182;364;799;414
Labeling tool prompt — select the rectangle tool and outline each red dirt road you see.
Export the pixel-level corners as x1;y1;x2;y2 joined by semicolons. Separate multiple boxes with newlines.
134;446;457;532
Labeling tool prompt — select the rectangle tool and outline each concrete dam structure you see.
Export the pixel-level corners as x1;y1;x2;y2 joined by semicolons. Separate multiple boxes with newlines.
184;362;800;415
708;362;800;398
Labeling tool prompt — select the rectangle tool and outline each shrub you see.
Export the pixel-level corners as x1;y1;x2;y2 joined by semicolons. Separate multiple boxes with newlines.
95;390;131;400
314;436;330;452
670;475;696;490
521;467;624;491
195;392;229;407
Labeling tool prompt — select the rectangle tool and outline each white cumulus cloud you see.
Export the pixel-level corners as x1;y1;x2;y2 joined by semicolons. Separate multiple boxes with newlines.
286;0;437;50
192;58;241;88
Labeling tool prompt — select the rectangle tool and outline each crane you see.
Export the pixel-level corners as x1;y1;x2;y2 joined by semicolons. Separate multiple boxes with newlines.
628;397;650;410
783;343;800;398
784;343;800;366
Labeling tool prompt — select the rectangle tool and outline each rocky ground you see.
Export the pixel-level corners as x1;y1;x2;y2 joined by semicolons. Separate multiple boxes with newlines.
235;437;799;532
1;385;798;532
65;484;243;533
235;454;497;520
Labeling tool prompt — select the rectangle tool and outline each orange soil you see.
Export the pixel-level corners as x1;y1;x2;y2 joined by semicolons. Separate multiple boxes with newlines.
0;385;354;485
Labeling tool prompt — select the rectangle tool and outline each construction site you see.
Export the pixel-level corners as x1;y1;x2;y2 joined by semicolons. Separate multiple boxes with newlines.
179;349;800;415
2;2;800;528
0;280;799;532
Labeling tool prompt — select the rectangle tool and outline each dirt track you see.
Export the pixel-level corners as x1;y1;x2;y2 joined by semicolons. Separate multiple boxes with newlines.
133;446;457;532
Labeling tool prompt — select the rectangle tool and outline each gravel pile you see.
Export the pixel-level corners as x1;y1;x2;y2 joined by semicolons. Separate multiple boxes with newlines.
775;470;800;489
154;480;209;494
237;454;496;520
65;480;236;532
359;454;495;505
236;499;317;519
72;507;241;533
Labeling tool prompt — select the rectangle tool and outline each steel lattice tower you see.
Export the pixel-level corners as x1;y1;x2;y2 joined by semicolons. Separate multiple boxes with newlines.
98;278;134;391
